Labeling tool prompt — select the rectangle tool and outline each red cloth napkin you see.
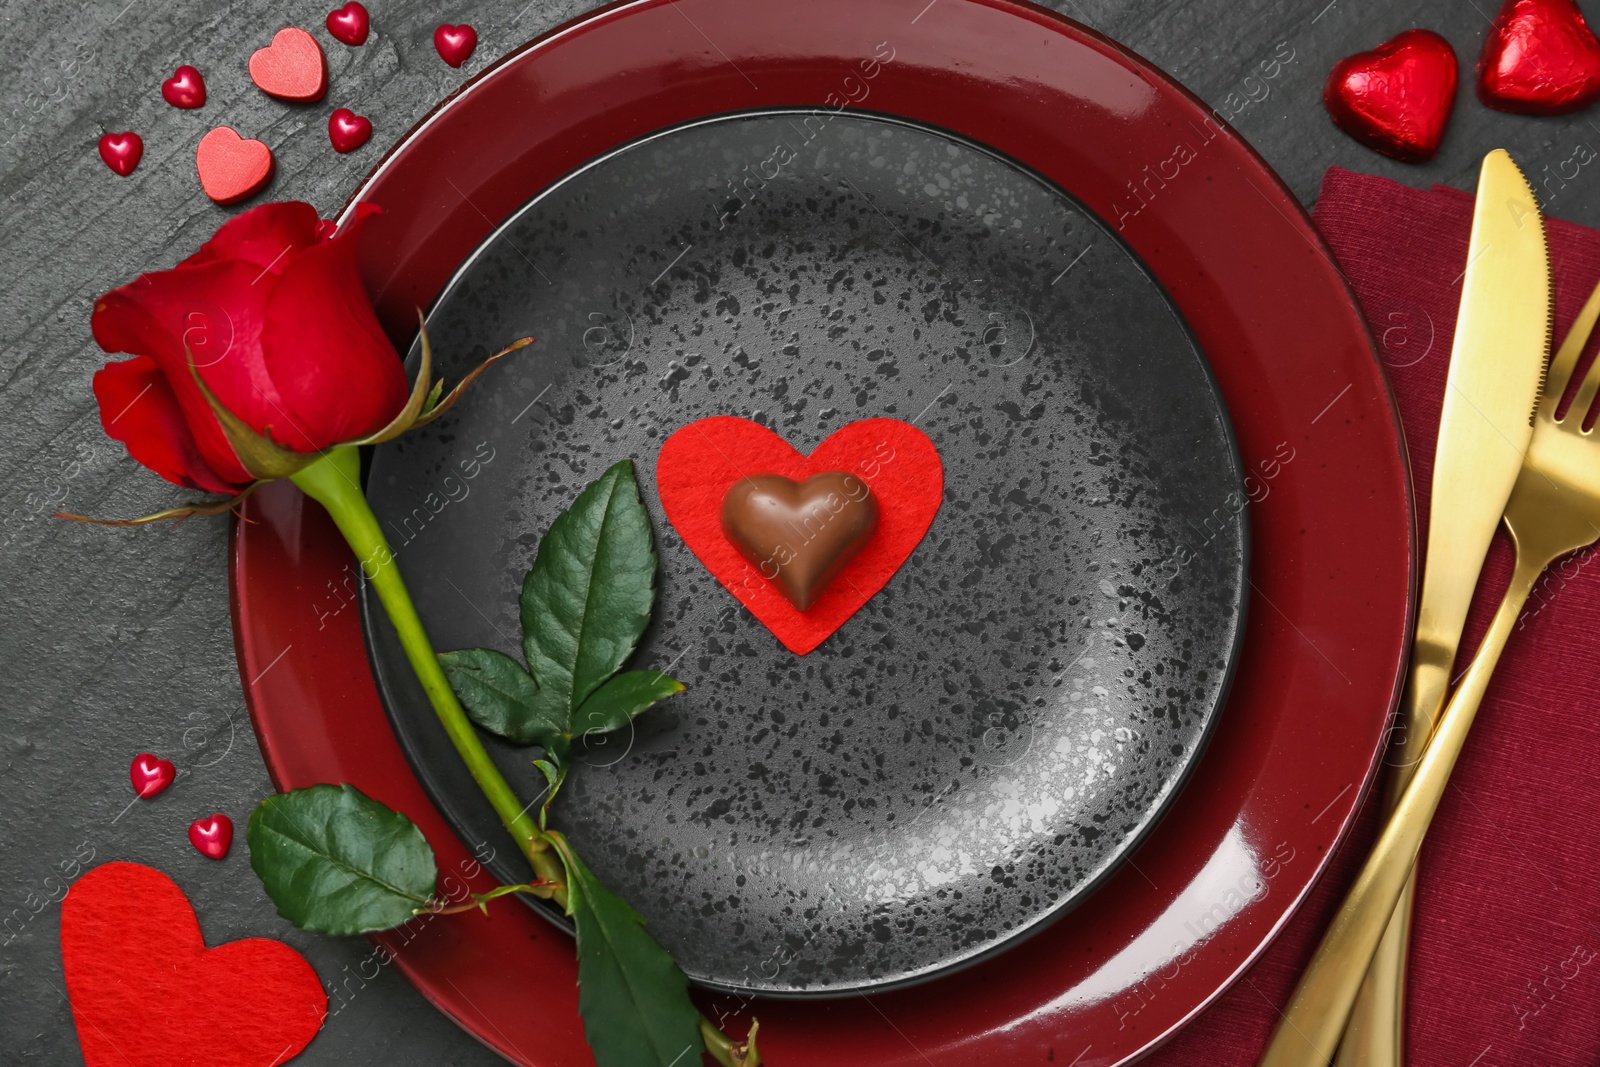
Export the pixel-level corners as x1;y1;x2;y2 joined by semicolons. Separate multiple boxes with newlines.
1141;168;1600;1065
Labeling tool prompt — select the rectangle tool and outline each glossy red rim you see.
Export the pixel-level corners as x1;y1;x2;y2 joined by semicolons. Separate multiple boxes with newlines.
230;1;1415;1064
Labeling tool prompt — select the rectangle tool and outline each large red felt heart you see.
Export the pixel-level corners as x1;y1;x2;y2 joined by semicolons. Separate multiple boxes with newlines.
248;27;328;103
1479;0;1600;115
61;862;325;1067
1324;29;1458;164
195;127;274;204
656;417;942;655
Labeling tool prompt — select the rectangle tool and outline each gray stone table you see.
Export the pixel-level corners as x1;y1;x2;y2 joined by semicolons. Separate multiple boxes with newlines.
4;0;1596;1063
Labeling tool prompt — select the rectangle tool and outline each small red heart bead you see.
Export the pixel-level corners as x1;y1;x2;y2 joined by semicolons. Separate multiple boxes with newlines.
1479;0;1600;115
97;132;143;176
328;107;372;153
129;753;175;798
1324;29;1458;164
187;814;233;860
195;126;275;204
249;26;328;102
326;1;370;46
434;23;477;68
161;64;206;109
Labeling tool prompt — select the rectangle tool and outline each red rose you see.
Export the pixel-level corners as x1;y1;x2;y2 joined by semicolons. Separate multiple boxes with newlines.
91;201;408;494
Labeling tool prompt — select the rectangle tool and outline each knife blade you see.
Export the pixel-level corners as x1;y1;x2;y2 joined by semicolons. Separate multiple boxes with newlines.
1336;149;1552;1065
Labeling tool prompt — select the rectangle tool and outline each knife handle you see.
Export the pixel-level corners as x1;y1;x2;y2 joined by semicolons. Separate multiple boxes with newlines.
1333;651;1456;1067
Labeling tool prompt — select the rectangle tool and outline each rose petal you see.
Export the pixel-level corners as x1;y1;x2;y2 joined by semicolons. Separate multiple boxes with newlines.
179;201;322;275
93;356;246;494
92;258;312;469
258;208;408;447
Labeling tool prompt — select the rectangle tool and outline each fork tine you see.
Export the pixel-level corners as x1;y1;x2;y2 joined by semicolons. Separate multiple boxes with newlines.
1547;276;1600;406
1571;337;1600;426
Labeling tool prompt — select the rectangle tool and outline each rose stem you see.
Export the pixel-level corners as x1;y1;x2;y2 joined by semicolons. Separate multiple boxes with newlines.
294;444;756;1063
290;445;566;902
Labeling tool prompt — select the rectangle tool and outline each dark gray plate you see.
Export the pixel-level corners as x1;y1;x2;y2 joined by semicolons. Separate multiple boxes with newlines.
361;109;1246;997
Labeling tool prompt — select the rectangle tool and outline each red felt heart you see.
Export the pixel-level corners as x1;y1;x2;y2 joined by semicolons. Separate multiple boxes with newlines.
129;752;175;798
187;814;233;859
433;23;477;68
1479;0;1600;115
161;65;206;109
656;417;943;655
1324;29;1458;164
327;107;372;153
97;131;142;176
195;127;274;205
248;26;327;102
61;862;325;1067
326;2;370;46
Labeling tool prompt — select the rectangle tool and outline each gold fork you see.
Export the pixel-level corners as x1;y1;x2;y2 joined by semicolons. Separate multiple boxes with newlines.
1259;277;1600;1066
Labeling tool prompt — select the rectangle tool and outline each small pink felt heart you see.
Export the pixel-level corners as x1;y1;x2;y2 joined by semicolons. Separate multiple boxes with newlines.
433;23;477;68
328;107;372;153
187;814;233;860
97;132;142;176
195;127;274;204
248;26;328;102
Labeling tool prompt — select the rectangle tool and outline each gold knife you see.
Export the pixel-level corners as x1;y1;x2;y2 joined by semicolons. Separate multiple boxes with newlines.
1268;148;1551;1067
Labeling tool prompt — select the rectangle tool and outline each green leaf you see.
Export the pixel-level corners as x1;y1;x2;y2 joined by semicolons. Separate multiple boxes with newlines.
575;670;685;736
246;783;437;935
532;758;562;792
521;460;658;717
439;647;565;751
551;834;704;1067
440;459;681;763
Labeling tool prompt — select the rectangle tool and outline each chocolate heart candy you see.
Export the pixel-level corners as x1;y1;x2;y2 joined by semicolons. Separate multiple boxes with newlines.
721;471;879;611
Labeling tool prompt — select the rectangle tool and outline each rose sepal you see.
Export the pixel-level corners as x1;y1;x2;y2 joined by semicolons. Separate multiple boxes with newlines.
187;352;320;480
55;482;266;526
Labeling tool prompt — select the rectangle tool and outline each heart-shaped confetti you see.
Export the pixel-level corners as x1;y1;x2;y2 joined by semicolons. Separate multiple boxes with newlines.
1324;29;1458;163
195;127;275;204
326;2;370;46
327;107;372;153
1479;0;1600;115
61;862;325;1067
161;64;207;109
656;417;943;655
187;814;233;860
129;752;175;798
248;26;328;102
97;132;143;176
433;23;477;68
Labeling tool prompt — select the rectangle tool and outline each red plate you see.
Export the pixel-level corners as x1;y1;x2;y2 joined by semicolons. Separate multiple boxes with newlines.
231;0;1414;1063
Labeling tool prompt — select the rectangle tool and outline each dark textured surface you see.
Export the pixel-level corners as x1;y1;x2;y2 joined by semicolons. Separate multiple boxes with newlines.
361;111;1244;994
6;0;1600;1061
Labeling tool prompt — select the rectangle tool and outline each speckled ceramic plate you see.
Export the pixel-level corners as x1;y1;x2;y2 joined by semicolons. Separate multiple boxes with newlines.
237;0;1414;1060
359;108;1247;996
